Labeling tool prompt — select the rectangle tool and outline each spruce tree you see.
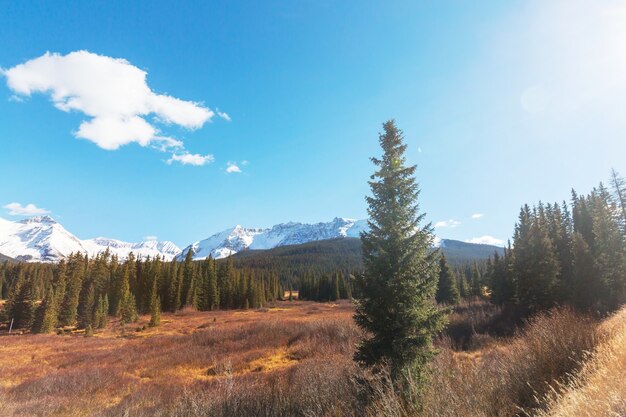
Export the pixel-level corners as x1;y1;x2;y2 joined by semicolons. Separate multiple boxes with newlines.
470;262;482;297
589;185;626;312
120;291;138;324
610;169;626;233
515;205;560;313
354;120;447;386
58;254;85;327
207;258;219;310
32;284;57;333
436;255;460;305
94;294;108;329
7;276;35;329
181;249;195;306
78;283;95;329
149;279;161;327
332;274;340;301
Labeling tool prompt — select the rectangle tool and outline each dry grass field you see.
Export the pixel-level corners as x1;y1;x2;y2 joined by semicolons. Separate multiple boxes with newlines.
1;300;624;417
0;300;362;417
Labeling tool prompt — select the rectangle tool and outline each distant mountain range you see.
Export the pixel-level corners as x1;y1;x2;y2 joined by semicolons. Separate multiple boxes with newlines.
0;215;504;263
0;216;180;262
177;217;368;260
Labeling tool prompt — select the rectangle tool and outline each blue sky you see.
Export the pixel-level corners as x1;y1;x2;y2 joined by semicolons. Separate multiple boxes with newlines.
1;0;625;248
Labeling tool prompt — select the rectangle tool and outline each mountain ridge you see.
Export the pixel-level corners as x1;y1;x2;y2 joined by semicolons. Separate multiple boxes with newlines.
0;215;504;263
0;216;181;262
177;217;368;260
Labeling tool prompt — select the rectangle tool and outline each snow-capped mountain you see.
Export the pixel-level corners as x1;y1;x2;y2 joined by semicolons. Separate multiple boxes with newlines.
0;216;180;262
178;217;368;260
0;216;85;262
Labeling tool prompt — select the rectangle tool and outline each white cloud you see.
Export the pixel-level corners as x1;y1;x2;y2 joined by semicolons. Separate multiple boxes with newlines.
3;202;50;216
2;50;215;152
466;236;504;246
226;162;242;173
434;219;461;228
471;213;484;219
144;235;158;241
216;108;231;121
167;152;215;166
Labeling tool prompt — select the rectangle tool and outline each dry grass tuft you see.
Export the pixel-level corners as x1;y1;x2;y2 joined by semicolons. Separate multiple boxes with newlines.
535;306;626;417
422;306;599;417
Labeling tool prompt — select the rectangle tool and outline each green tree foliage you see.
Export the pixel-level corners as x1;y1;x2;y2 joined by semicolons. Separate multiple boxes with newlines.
486;174;626;316
354;120;447;386
149;278;161;327
120;291;138;325
0;241;321;330
78;283;96;329
298;270;354;302
470;262;483;297
94;294;108;329
436;255;460;305
7;273;35;329
32;284;57;333
488;249;515;305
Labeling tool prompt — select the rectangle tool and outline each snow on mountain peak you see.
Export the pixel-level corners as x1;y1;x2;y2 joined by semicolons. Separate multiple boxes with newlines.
178;217;369;260
0;216;180;262
19;215;57;224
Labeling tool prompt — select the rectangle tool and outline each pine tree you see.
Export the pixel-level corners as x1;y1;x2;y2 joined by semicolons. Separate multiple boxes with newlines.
94;294;108;329
436;255;460;305
354;120;447;386
181;249;195;306
610;169;626;234
58;253;85;327
332;274;340;301
149;279;161;327
119;266;138;325
7;275;35;329
207;258;219;310
515;205;560;314
32;284;57;333
571;232;596;311
589;185;626;312
78;283;95;329
470;262;482;297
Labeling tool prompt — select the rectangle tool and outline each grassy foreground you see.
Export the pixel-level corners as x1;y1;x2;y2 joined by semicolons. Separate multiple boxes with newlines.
0;300;624;416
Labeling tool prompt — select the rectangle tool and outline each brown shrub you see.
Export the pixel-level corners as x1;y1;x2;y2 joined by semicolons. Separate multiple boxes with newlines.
535;306;626;417
422;306;598;417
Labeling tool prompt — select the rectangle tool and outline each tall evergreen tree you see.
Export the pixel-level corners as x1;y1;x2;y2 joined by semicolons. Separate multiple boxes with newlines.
470;262;482;297
589;185;626;312
94;294;108;329
610;169;626;234
354;120;447;387
181;249;195;307
7;275;35;329
149;279;161;327
436;255;460;305
32;284;57;333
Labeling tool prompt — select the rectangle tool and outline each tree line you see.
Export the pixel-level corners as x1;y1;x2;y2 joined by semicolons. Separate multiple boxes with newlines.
0;250;289;332
485;170;626;316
